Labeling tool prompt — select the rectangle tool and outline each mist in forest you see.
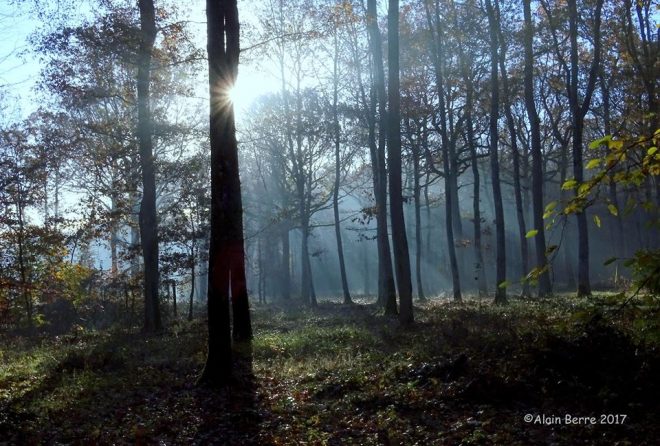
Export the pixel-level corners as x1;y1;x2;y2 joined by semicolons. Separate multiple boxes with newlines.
1;0;657;317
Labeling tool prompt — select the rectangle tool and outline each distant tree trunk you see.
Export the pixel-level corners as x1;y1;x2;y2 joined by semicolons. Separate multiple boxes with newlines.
567;0;603;297
257;236;265;303
16;200;31;327
523;0;552;297
485;0;506;304
301;212;316;306
448;139;462;242
600;70;625;263
467;108;488;296
456;24;488;296
281;227;291;300
199;0;252;387
366;0;397;315
557;133;578;289
388;0;414;325
413;130;426;301
497;8;529;297
172;281;178;319
188;263;195;321
363;242;370;296
137;0;161;332
424;0;461;302
110;193;119;278
332;31;352;305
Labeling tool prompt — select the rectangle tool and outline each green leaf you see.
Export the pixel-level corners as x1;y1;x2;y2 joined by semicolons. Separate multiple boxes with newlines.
593;215;601;228
586;158;601;169
588;135;611;149
603;257;617;266
562;179;577;190
607;204;618;217
648;146;658;156
543;201;557;219
609;139;624;150
526;229;539;238
498;280;510;289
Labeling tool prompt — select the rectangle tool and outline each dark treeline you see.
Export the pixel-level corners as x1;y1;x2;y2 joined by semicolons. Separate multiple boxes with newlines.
1;0;658;347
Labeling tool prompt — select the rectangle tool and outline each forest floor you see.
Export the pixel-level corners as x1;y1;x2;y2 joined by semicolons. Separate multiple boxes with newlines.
0;294;659;445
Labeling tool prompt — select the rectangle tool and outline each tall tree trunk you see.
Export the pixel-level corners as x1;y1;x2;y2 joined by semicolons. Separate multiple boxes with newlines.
424;0;461;301
455;18;488;296
523;0;552;296
366;0;397;315
486;0;506;304
332;31;352;305
600;70;625;263
413;132;426;301
199;0;252;387
137;0;161;332
388;0;414;325
567;0;603;296
497;7;529;297
559;142;577;289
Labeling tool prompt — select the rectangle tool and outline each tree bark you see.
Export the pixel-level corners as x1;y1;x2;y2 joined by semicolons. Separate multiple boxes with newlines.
388;0;414;325
424;0;461;302
137;0;161;332
567;0;603;296
497;5;529;296
366;0;397;315
455;12;488;297
199;0;252;387
332;30;352;305
523;0;552;296
413;129;426;301
485;0;506;304
281;227;291;300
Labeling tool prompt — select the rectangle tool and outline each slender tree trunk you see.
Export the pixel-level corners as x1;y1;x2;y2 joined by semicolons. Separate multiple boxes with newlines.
363;242;370;296
110;194;119;278
172;281;178;319
600;71;625;263
16;201;31;328
138;0;161;332
559;143;577;289
257;236;264;303
388;0;414;325
332;31;352;305
523;0;551;296
567;0;603;296
413;134;426;301
366;0;397;315
497;9;529;296
457;32;488;296
486;0;506;304
199;0;252;387
281;227;291;300
424;0;461;301
300;198;316;306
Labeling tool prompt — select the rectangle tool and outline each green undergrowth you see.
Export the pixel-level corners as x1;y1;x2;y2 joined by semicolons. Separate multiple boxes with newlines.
0;294;658;445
